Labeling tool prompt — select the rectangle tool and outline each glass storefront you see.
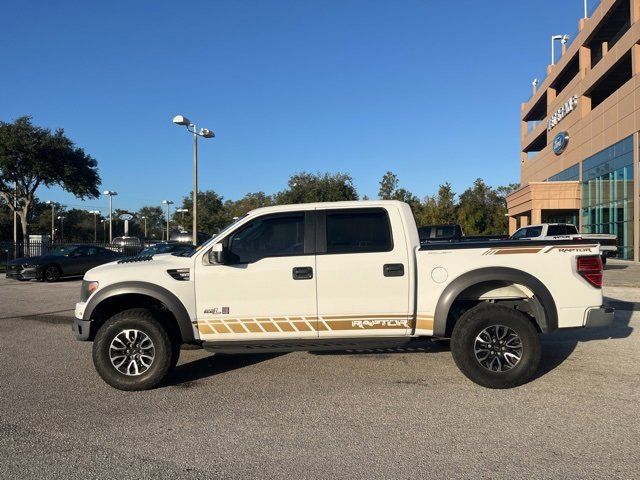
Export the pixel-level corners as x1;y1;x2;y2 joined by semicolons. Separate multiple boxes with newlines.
548;163;579;181
581;135;634;259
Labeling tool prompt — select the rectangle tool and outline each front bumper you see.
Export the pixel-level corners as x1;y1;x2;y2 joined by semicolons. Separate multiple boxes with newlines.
5;265;41;280
584;306;615;328
73;301;91;340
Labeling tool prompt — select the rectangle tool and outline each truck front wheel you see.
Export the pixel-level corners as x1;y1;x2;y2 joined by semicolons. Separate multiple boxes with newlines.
92;309;176;391
451;304;541;389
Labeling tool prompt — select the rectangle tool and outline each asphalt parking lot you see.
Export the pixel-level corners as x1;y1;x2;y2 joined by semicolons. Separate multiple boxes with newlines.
1;263;639;479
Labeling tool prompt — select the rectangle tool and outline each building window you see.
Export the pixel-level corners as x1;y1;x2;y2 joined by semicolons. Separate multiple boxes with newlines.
548;163;579;182
581;135;634;259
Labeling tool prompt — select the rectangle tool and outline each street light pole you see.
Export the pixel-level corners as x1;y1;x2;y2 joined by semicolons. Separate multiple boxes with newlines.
103;191;118;243
101;220;106;242
173;115;215;245
141;216;147;239
57;216;65;242
46;201;57;243
88;210;100;242
162;200;174;241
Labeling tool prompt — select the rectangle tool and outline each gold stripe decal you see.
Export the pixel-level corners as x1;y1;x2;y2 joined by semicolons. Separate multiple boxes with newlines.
197;313;436;334
482;247;543;256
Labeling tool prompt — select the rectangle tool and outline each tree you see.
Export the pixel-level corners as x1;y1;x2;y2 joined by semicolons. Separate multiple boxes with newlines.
376;171;420;217
176;190;227;235
378;171;399;200
276;172;358;204
433;183;457;224
457;178;509;235
138;206;164;240
0;116;100;243
224;192;275;220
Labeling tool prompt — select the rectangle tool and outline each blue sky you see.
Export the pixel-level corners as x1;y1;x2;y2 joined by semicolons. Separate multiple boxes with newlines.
1;1;600;214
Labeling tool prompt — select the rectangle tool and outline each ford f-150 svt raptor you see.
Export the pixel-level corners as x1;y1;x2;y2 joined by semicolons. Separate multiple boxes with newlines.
73;201;613;390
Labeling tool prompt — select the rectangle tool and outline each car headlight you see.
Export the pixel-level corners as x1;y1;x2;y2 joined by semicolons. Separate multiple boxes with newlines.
22;264;40;269
81;280;99;302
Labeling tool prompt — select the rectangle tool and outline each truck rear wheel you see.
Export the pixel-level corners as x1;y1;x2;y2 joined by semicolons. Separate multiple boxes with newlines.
450;303;541;389
92;308;176;391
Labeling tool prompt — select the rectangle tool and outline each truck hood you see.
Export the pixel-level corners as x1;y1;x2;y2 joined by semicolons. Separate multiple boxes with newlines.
84;253;194;283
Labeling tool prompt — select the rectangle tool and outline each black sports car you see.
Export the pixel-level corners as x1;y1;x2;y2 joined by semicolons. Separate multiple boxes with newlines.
5;245;124;282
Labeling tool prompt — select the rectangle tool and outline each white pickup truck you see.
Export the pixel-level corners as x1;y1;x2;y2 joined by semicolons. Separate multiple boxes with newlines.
73;201;613;391
511;223;618;263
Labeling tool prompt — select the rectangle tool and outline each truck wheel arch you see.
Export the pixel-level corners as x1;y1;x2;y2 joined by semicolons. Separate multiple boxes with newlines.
433;267;558;337
82;282;196;343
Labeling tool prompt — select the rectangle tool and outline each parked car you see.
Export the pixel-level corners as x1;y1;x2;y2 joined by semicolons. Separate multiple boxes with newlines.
109;237;143;256
6;245;123;282
73;200;612;391
137;242;194;257
510;223;617;263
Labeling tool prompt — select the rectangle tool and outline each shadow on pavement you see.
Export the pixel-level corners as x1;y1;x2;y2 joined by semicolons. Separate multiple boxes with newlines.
533;306;634;380
164;353;283;388
604;264;628;270
163;305;634;386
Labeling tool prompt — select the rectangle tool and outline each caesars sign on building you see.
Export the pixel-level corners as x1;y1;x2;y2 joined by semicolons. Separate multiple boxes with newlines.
547;95;578;131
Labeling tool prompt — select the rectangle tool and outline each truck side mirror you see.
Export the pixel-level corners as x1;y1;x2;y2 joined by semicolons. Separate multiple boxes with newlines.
208;243;225;264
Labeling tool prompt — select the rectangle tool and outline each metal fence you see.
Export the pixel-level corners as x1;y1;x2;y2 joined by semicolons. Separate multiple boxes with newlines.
0;240;146;269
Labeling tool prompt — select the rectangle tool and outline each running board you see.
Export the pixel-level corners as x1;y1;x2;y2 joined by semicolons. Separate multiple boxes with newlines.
202;337;433;355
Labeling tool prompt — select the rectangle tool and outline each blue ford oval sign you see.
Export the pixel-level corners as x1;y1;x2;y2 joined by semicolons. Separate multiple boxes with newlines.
553;131;569;155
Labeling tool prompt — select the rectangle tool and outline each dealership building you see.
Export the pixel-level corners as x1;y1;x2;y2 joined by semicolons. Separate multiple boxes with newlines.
507;0;640;261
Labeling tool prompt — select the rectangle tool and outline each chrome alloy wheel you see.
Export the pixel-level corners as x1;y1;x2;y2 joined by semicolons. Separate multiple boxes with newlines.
109;329;155;376
474;325;523;372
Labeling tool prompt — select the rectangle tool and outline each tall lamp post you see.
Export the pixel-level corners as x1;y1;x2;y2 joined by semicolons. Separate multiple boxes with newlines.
162;200;174;241
45;201;58;243
57;216;66;242
101;219;106;242
88;210;100;242
141;216;148;239
103;190;118;242
172;115;215;245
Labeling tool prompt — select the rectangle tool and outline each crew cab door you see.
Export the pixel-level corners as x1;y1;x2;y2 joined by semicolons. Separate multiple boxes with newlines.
315;206;411;337
195;211;318;341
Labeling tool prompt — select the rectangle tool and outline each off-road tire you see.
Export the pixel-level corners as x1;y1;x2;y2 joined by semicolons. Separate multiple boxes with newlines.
92;308;176;391
601;254;607;266
451;303;541;389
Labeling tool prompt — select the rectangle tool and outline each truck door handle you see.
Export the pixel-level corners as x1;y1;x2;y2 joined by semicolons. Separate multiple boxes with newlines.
292;266;313;280
383;263;404;277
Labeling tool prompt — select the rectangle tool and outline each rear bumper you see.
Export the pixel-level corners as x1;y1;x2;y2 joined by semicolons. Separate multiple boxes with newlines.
584;306;615;328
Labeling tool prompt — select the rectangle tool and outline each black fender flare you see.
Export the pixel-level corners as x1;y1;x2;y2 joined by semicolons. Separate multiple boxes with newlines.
83;281;195;343
433;267;558;337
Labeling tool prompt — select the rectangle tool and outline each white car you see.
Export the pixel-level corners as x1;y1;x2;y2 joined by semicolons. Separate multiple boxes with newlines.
511;223;618;263
73;201;613;391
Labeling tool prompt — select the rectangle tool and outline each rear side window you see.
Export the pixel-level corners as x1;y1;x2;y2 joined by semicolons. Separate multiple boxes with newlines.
325;209;392;254
434;226;455;237
547;225;566;236
525;226;543;238
227;213;305;264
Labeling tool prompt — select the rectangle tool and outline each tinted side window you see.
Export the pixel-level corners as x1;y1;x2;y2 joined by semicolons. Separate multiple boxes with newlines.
325;209;392;254
526;226;543;237
227;213;305;264
434;226;454;237
547;225;565;236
